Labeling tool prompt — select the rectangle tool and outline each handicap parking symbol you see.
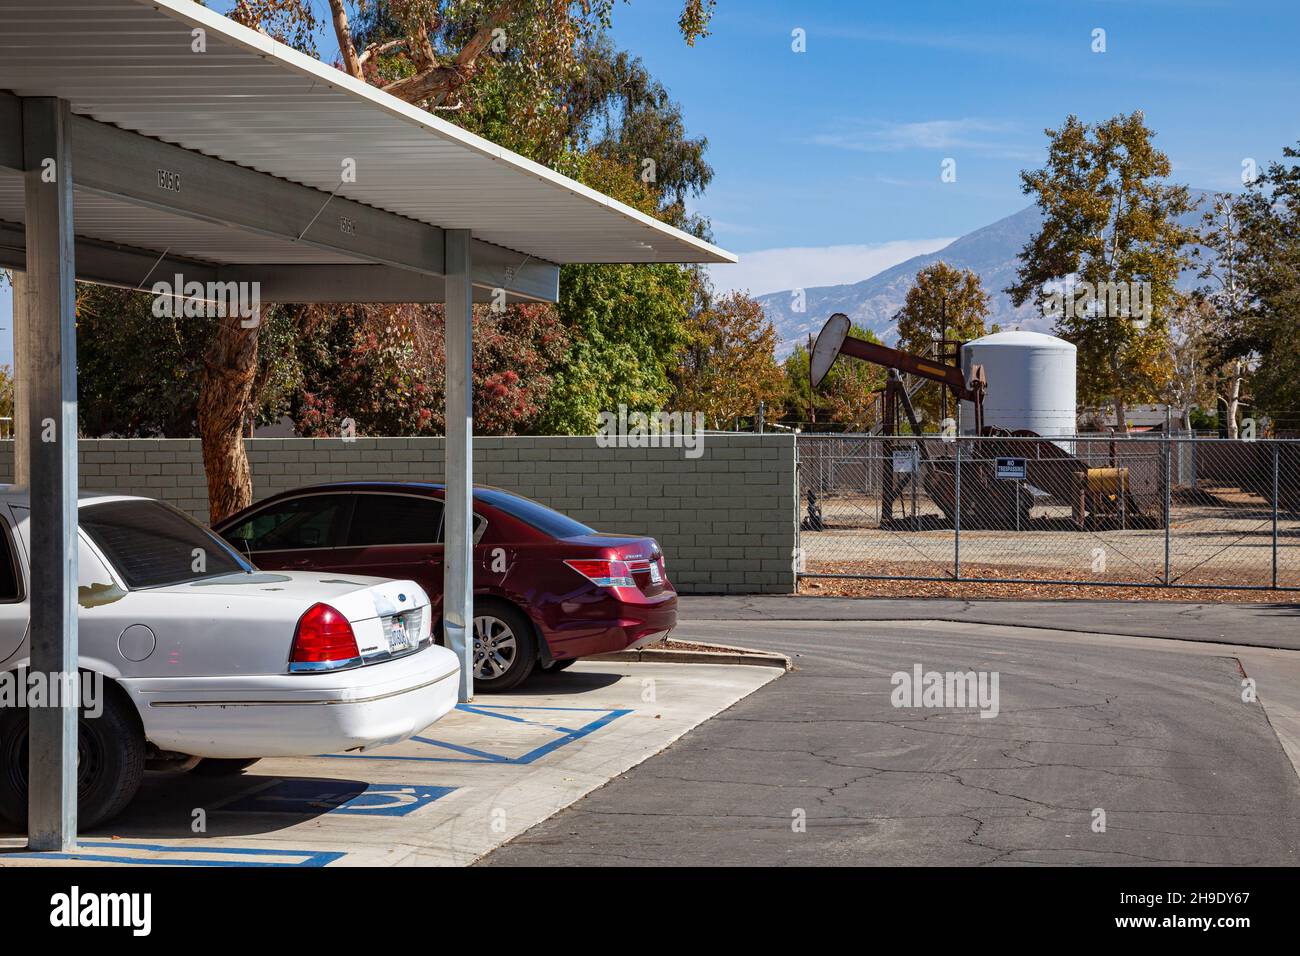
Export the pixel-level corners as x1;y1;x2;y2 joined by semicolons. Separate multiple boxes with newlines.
222;780;456;817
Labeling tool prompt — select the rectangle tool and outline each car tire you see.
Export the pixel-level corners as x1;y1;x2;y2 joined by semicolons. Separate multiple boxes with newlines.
472;601;538;692
0;682;146;831
189;758;260;777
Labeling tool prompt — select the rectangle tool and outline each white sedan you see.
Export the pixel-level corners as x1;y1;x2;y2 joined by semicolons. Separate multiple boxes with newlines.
0;490;460;829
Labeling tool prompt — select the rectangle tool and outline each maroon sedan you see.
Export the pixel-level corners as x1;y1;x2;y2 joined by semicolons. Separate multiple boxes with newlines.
214;482;676;690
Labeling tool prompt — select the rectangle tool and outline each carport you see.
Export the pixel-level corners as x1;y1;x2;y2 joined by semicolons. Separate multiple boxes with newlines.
0;0;733;851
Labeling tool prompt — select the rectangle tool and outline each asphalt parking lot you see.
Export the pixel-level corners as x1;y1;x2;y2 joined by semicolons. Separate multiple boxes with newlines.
2;596;1297;868
481;599;1300;866
0;661;779;866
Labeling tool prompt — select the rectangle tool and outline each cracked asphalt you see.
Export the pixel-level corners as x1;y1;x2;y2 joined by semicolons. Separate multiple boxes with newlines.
480;606;1300;866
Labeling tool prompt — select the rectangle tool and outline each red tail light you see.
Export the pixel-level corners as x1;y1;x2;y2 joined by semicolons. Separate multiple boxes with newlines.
290;603;361;670
565;558;636;589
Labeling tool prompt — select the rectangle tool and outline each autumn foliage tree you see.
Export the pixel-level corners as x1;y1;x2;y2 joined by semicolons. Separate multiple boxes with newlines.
1008;112;1196;430
289;302;568;437
892;261;991;427
671;286;784;427
171;0;716;518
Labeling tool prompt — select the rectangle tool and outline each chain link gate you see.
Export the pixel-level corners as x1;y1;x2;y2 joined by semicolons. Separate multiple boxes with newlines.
797;434;1300;591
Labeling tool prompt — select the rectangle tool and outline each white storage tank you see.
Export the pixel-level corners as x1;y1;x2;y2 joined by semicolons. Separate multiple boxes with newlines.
960;331;1076;436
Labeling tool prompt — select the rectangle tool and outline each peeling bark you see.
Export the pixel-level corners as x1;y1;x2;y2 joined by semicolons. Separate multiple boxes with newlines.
198;313;261;525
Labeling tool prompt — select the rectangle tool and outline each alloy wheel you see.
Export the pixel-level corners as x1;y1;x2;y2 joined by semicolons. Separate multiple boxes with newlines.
473;614;518;680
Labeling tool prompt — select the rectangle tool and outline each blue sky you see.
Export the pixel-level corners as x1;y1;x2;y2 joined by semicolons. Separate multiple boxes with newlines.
607;0;1300;294
3;0;1298;363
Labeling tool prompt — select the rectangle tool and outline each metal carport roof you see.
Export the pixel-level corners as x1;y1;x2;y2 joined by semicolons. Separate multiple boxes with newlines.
0;0;734;272
0;0;734;853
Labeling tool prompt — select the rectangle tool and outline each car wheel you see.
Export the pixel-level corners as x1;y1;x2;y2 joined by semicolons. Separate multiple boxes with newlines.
540;658;577;673
0;684;146;831
189;758;260;777
472;601;537;692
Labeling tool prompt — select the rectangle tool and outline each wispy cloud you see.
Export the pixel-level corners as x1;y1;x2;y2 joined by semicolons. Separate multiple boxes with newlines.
811;118;1032;159
707;238;956;298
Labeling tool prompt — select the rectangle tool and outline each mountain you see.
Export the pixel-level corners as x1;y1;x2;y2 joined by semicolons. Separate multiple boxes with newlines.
757;191;1213;358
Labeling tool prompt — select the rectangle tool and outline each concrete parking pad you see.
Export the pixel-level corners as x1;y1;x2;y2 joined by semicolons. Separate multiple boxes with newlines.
0;662;780;867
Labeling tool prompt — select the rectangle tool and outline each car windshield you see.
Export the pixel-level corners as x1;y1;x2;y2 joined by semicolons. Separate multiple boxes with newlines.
472;488;595;539
80;499;253;589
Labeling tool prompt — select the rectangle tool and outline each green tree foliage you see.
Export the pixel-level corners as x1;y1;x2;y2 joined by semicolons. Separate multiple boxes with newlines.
1008;112;1197;430
1218;143;1300;431
75;285;300;437
893;261;991;427
782;325;887;430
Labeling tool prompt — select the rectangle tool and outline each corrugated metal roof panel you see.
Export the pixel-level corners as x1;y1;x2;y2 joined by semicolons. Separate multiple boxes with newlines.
0;0;736;268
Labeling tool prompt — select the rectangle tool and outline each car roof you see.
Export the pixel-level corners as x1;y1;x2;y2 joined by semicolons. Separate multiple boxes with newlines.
0;485;151;507
245;480;521;497
213;481;532;525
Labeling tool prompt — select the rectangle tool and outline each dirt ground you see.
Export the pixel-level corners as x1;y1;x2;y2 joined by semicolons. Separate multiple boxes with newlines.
800;560;1299;603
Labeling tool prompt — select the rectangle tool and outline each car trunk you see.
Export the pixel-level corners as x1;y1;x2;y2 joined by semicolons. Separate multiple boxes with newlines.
563;533;670;597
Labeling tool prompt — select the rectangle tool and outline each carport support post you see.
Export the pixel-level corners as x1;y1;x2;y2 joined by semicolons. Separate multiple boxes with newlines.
22;97;79;851
11;269;29;485
444;229;474;701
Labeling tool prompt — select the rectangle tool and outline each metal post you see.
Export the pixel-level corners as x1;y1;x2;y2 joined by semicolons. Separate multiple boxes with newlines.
22;97;79;851
1273;442;1280;589
1170;431;1180;582
757;401;765;434
443;229;474;702
954;443;962;580
11;269;29;486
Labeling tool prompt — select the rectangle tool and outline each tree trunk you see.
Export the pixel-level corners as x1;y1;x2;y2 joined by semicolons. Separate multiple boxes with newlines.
327;0;364;80
1110;350;1128;433
1225;361;1243;439
198;312;261;525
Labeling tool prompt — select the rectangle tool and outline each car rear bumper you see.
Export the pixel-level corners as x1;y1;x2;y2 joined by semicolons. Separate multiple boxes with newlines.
119;644;460;759
539;590;677;661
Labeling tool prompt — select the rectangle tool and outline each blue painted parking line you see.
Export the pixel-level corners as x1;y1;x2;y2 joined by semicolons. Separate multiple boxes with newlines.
327;705;632;765
14;840;343;867
222;781;456;816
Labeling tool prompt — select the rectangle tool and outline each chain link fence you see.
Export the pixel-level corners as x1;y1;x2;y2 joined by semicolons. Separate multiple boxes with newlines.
796;434;1300;590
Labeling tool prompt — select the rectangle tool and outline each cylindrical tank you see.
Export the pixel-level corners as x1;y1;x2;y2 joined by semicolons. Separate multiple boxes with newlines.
960;331;1076;436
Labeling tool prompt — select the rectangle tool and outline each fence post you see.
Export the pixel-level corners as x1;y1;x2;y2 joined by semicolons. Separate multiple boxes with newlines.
1273;442;1280;589
954;442;962;580
1163;434;1172;585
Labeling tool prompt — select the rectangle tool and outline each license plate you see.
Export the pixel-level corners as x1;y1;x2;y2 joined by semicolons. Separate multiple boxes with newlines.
388;619;412;653
648;562;662;585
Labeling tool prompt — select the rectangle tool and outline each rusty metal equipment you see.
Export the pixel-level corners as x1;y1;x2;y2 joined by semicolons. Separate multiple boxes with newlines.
808;312;1163;530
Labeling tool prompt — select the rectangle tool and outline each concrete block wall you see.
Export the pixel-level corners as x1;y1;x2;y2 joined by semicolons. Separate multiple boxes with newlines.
0;434;797;594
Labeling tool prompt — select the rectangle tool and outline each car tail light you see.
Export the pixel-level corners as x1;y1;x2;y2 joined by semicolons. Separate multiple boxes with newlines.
290;603;361;671
565;558;636;589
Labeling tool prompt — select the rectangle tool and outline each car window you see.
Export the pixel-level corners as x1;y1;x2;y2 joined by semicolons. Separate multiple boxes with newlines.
435;512;488;544
472;488;593;539
80;499;252;589
224;494;351;551
0;517;21;602
347;494;443;547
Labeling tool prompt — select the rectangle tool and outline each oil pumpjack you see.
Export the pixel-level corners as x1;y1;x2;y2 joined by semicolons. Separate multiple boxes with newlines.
807;312;1160;530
